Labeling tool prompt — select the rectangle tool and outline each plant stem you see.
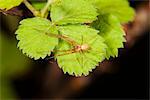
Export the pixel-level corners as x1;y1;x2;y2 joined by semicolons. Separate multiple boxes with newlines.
23;0;41;17
41;0;54;18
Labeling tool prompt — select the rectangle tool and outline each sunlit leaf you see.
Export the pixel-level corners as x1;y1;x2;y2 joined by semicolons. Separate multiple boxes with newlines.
51;0;98;25
15;17;58;60
0;0;23;10
87;0;135;23
91;14;126;59
56;25;107;76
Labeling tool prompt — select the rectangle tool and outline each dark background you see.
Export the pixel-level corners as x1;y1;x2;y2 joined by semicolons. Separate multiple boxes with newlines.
0;0;149;99
77;31;149;99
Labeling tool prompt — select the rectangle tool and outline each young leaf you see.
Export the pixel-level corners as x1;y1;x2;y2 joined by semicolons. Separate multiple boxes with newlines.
15;17;58;60
32;2;46;10
0;0;23;10
87;0;135;23
56;25;107;76
91;14;126;59
51;0;98;25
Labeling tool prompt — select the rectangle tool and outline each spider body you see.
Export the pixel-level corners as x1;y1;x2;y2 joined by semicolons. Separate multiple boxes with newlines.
74;44;90;52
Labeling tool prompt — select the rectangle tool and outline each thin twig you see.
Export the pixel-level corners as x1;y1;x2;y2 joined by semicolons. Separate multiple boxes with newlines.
23;0;41;16
41;0;54;18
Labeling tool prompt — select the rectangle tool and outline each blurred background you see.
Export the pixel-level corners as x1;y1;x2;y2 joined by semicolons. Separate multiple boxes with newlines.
0;0;149;99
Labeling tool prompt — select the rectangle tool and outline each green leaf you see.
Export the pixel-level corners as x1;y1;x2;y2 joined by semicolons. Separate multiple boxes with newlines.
87;0;135;23
28;0;46;10
0;0;23;10
31;0;61;10
15;17;58;60
56;25;107;76
51;0;98;25
91;14;126;59
32;2;46;10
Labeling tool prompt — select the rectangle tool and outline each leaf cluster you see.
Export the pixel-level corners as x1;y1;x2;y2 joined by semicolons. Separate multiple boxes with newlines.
0;0;135;76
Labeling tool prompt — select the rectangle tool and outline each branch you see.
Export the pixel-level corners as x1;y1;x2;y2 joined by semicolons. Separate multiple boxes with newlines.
23;0;41;17
41;0;54;18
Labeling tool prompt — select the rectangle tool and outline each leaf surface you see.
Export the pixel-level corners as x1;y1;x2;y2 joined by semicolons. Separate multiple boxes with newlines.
32;2;46;10
51;0;98;25
87;0;135;23
0;0;23;10
16;17;58;60
56;25;106;76
91;14;126;59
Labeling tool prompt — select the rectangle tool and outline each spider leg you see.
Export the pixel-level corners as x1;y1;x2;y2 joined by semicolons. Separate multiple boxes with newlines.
82;51;99;64
81;35;84;45
86;49;104;57
54;49;77;57
36;48;74;57
88;35;98;45
78;35;84;67
79;51;85;68
45;50;76;61
75;52;83;68
52;48;75;53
